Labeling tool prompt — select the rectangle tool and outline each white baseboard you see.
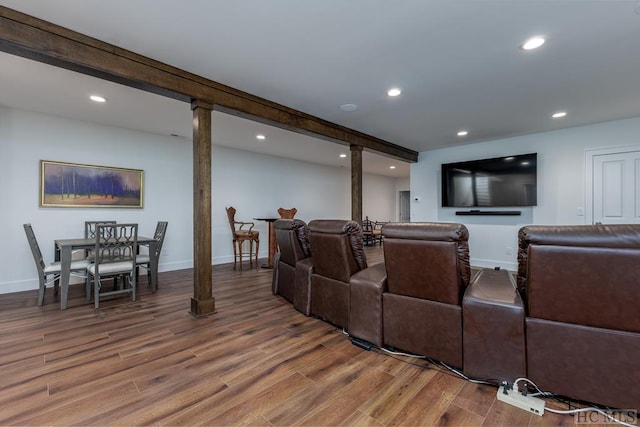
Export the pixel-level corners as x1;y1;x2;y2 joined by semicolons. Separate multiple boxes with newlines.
470;257;518;272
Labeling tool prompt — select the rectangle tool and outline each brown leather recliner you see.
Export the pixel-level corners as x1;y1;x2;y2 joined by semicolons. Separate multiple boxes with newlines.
272;219;313;315
517;224;640;409
308;219;367;328
381;222;470;368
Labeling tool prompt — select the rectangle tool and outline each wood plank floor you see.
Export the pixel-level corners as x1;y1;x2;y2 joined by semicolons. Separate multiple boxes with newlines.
0;246;604;426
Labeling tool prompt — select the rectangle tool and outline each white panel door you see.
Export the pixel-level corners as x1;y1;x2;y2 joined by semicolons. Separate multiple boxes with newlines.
592;150;640;224
399;190;411;222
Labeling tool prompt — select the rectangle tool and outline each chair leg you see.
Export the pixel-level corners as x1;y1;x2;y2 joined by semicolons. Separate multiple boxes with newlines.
255;238;260;268
85;275;92;301
232;239;238;269
239;240;243;271
38;276;46;306
94;277;100;309
249;240;254;267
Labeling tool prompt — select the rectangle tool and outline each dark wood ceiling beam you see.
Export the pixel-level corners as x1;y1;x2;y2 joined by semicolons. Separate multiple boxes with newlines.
0;6;418;163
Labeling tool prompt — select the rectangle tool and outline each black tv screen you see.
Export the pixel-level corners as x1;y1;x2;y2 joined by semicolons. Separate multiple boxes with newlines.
441;153;537;207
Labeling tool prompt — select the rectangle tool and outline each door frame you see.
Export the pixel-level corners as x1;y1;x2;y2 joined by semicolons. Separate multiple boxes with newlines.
585;144;640;224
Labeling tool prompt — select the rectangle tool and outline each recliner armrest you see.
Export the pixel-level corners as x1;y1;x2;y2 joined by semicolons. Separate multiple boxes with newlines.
348;262;387;347
462;268;526;383
293;257;313;316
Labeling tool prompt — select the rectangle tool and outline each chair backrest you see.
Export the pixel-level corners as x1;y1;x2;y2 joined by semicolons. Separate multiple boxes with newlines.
361;216;374;233
518;224;640;333
275;219;310;266
23;223;45;276
94;223;138;274
152;221;169;257
85;221;116;239
225;206;238;236
308;219;367;282
382;222;470;305
277;208;297;219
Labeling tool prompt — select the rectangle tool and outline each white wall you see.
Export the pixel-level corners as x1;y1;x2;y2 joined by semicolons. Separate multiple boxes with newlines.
411;116;640;270
1;107;398;294
363;173;397;223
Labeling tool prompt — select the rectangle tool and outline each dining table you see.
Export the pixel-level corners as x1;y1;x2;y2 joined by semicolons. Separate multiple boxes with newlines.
54;236;158;310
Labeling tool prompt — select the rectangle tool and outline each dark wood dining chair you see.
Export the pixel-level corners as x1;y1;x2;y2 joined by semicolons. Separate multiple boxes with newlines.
277;207;297;219
226;206;260;270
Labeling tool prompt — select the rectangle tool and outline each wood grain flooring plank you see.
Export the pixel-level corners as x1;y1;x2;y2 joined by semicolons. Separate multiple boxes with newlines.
202;372;314;426
360;363;437;425
341;410;385;427
162;362;298;426
7;381;139;426
387;371;465;426
294;367;395;426
434;402;487;426
454;381;498;419
89;372;229;426
264;355;382;426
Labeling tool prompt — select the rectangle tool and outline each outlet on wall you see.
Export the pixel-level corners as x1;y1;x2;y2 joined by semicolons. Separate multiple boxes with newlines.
505;246;513;255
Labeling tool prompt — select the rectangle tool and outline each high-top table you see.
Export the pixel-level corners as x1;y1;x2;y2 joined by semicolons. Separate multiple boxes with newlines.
54;236;157;310
253;218;279;268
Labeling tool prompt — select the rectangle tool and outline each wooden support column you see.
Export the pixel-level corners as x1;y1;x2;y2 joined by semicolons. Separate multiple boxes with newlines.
190;99;215;316
351;145;363;224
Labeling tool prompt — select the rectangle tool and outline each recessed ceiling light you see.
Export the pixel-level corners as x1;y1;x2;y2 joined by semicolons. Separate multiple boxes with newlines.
340;103;358;112
387;88;402;97
521;36;546;50
521;161;530;166
552;111;567;119
256;134;266;140
457;130;468;137
339;153;347;158
504;156;515;161
389;166;396;169
89;95;107;103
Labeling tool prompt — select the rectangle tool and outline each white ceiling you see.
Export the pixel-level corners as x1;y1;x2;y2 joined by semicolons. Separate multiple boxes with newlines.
2;1;640;177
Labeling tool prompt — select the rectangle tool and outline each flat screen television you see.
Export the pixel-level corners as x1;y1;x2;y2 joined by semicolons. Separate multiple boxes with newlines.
441;153;537;207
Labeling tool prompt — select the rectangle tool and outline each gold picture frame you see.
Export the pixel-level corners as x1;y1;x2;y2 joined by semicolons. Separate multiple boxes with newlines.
40;160;144;208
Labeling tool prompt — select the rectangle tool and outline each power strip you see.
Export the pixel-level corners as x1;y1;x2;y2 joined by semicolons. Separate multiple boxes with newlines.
497;385;545;416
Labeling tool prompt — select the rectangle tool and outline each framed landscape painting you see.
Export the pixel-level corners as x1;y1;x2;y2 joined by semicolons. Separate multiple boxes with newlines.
40;160;144;208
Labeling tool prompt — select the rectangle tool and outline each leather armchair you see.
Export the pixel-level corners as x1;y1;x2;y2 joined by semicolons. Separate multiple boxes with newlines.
308;219;367;328
381;222;470;368
272;219;313;315
517;224;640;409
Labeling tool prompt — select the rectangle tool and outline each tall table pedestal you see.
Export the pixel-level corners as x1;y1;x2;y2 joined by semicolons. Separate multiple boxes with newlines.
254;218;279;269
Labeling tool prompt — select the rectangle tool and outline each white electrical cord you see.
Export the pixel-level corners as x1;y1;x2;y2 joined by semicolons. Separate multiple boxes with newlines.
379;347;426;358
439;361;496;386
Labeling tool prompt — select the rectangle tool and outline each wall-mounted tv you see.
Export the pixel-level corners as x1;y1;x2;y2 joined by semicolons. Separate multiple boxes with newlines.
441;153;537;207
